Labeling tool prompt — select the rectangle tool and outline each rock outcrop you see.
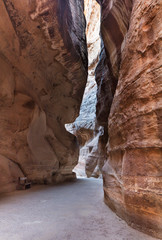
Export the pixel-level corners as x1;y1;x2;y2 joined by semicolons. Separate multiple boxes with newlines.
97;0;162;238
0;0;87;193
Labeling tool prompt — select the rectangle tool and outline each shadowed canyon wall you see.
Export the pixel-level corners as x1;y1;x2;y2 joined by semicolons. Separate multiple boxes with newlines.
0;0;88;193
96;0;162;238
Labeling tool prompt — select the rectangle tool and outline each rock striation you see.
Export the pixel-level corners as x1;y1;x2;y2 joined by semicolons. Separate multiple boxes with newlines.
0;0;87;193
97;0;162;238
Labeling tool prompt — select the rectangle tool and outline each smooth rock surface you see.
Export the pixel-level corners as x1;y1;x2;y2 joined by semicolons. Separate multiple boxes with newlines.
0;178;158;240
0;0;87;191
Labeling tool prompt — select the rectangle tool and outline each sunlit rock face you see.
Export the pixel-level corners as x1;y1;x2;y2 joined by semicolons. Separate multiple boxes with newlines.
66;0;103;178
0;0;87;193
66;72;97;178
84;0;101;69
98;0;162;238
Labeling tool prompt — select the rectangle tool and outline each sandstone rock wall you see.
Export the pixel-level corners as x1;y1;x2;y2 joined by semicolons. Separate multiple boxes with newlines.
98;0;162;238
96;0;133;128
98;0;133;78
95;1;133;175
0;0;88;193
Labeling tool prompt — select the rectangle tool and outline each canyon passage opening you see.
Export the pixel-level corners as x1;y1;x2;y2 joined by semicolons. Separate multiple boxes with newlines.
65;0;102;179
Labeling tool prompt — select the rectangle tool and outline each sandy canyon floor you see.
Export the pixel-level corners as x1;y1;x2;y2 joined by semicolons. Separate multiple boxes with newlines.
0;178;158;240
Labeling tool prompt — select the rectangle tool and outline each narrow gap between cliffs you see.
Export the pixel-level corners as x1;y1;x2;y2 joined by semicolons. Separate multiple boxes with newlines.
65;0;102;179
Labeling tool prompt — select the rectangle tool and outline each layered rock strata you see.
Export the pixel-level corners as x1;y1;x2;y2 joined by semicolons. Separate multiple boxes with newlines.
0;0;87;193
97;0;162;238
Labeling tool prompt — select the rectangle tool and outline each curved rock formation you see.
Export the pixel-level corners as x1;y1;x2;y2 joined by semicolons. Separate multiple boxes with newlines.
94;1;133;175
0;0;88;192
97;0;162;238
100;0;133;78
96;0;133;128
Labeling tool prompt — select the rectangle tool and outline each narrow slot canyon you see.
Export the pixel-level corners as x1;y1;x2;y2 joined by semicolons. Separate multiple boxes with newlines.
65;0;102;178
0;0;161;240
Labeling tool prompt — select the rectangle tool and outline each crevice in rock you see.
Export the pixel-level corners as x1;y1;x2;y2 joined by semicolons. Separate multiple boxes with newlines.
65;0;102;179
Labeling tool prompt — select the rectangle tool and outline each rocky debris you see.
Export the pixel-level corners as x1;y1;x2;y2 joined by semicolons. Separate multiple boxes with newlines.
0;0;87;192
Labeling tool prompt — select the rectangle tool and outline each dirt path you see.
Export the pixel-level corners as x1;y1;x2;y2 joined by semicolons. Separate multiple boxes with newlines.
0;178;158;240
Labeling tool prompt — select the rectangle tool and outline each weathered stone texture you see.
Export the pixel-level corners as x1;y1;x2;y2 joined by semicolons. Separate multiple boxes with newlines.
0;0;87;192
101;0;162;238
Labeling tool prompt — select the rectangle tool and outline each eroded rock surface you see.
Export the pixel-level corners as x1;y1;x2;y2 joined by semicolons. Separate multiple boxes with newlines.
0;0;87;192
98;0;162;238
